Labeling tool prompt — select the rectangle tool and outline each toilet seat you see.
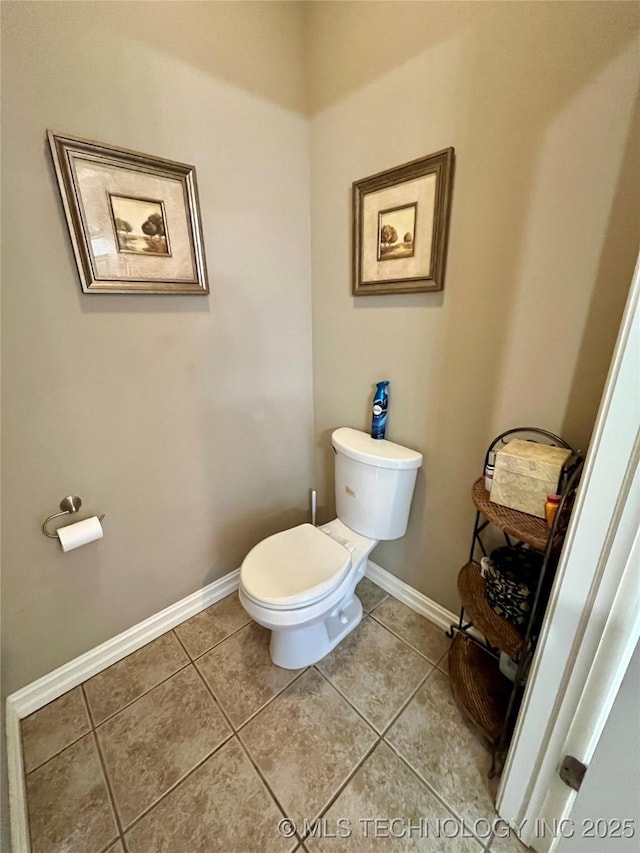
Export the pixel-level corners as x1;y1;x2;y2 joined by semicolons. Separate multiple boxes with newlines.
240;523;352;610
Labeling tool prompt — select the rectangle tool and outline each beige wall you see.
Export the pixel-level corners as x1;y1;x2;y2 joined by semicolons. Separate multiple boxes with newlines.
2;1;639;825
307;1;639;611
1;1;313;697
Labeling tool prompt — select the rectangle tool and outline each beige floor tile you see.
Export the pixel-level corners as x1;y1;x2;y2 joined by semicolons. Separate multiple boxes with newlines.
438;649;450;675
372;598;452;664
241;668;376;825
83;632;189;724
174;592;251;658
105;842;125;853
21;687;91;774
386;670;496;826
96;665;231;827
356;577;388;612
316;617;431;733
307;741;483;852
489;828;531;853
26;733;118;853
197;621;304;727
125;738;294;853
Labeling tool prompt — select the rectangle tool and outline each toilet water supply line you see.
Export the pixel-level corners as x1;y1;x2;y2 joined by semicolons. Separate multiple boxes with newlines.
311;489;317;526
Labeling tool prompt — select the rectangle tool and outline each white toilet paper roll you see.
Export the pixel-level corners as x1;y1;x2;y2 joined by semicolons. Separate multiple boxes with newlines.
57;516;104;552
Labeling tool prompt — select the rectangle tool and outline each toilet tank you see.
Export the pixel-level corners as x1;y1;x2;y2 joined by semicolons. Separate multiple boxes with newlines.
332;427;423;540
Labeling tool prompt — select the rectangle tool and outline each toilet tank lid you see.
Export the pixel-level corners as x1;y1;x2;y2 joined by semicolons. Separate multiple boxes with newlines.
332;428;423;470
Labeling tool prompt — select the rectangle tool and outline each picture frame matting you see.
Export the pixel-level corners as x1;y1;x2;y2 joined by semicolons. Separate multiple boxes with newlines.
47;130;209;295
352;148;454;296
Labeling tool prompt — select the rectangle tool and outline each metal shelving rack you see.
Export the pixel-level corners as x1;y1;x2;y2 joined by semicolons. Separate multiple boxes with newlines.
446;428;583;776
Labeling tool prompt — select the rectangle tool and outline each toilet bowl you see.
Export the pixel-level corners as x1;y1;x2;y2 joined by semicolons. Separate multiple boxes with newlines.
239;519;377;668
239;427;423;669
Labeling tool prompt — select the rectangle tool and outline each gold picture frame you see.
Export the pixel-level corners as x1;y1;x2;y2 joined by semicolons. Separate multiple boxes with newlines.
352;148;454;296
47;130;209;294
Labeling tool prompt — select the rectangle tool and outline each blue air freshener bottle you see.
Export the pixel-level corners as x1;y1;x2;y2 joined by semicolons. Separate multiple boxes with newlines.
371;381;390;439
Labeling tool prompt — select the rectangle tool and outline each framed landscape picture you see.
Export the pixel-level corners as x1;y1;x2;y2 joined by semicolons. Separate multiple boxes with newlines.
47;131;209;294
352;149;454;296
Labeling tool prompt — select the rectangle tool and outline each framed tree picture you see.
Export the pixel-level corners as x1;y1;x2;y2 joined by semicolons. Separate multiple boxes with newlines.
352;148;454;296
47;131;209;294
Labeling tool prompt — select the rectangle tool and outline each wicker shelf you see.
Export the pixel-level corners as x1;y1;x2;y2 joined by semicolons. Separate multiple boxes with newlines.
449;633;512;744
471;478;550;552
450;441;582;775
457;562;526;659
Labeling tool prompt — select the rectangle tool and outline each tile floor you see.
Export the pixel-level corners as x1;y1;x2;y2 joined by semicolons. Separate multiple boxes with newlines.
19;579;528;853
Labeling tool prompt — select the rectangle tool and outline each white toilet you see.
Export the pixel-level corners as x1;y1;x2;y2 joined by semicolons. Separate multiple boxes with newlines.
239;427;423;669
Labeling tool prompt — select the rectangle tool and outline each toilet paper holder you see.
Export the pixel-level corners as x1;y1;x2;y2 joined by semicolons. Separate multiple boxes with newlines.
42;495;105;538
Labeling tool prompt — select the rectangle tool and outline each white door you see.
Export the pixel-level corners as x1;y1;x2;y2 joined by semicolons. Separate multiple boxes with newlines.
556;640;640;853
496;255;640;853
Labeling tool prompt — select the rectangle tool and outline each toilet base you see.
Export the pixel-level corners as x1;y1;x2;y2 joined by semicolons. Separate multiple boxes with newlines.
269;594;363;669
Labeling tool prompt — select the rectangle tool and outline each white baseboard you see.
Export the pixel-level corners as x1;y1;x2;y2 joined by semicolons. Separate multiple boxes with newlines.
6;569;240;720
366;560;458;632
6;559;457;853
5;568;240;853
5;701;29;853
7;562;453;721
